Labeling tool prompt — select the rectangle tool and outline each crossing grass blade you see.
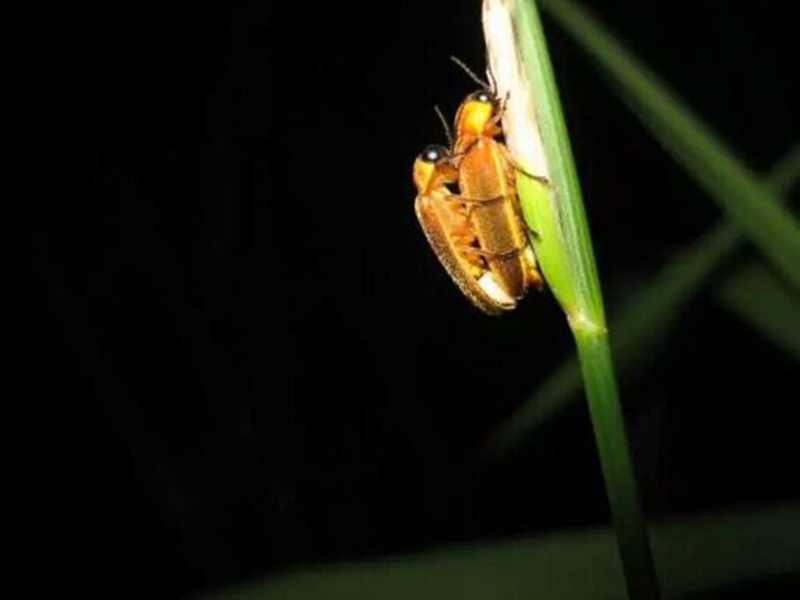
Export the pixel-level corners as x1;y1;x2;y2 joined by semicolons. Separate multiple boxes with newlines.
538;0;800;294
485;146;800;457
197;503;800;600
716;261;800;362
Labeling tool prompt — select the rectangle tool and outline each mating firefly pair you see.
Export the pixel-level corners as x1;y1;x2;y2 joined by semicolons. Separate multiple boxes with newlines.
413;63;543;315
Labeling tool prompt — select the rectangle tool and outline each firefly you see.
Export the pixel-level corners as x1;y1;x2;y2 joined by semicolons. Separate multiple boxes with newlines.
412;59;544;314
413;143;519;314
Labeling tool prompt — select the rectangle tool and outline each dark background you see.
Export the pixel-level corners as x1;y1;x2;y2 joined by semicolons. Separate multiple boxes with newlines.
16;1;798;598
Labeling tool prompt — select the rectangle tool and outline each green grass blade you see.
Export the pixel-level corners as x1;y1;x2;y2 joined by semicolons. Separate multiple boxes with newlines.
716;261;800;362
485;144;799;458
763;145;800;197
197;503;800;600
483;1;658;596
572;330;659;599
538;0;800;293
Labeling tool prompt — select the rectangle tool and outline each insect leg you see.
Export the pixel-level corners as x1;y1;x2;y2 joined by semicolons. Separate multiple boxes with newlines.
490;91;510;128
497;143;550;184
457;244;527;262
523;223;541;242
460;242;545;290
442;192;506;206
444;192;515;225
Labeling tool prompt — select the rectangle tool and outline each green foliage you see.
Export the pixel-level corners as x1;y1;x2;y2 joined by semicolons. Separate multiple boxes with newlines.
539;0;800;293
198;503;800;600
486;148;800;458
205;1;800;597
717;262;800;362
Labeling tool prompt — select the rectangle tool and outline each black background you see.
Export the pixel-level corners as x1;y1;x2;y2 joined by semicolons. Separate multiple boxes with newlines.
16;1;799;598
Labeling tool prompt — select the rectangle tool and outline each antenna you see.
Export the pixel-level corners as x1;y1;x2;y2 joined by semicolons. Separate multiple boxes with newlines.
433;105;453;148
450;55;490;90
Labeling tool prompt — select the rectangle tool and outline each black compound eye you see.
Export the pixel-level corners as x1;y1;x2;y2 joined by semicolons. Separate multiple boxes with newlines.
467;89;494;104
420;144;450;163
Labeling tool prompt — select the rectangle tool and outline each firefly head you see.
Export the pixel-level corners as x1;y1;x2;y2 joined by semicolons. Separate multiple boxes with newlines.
455;89;502;142
413;144;457;194
420;144;450;164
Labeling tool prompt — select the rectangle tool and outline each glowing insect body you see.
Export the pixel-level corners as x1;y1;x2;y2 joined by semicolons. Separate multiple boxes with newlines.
455;90;542;300
413;144;514;314
413;86;542;314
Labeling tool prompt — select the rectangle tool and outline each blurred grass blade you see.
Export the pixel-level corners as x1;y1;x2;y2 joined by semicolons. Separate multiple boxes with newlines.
485;222;738;456
197;503;800;600
765;144;800;199
538;0;800;293
716;261;800;361
485;145;799;459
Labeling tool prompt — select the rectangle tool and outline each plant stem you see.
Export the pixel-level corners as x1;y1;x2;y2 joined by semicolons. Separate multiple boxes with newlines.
574;329;660;600
483;1;660;597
